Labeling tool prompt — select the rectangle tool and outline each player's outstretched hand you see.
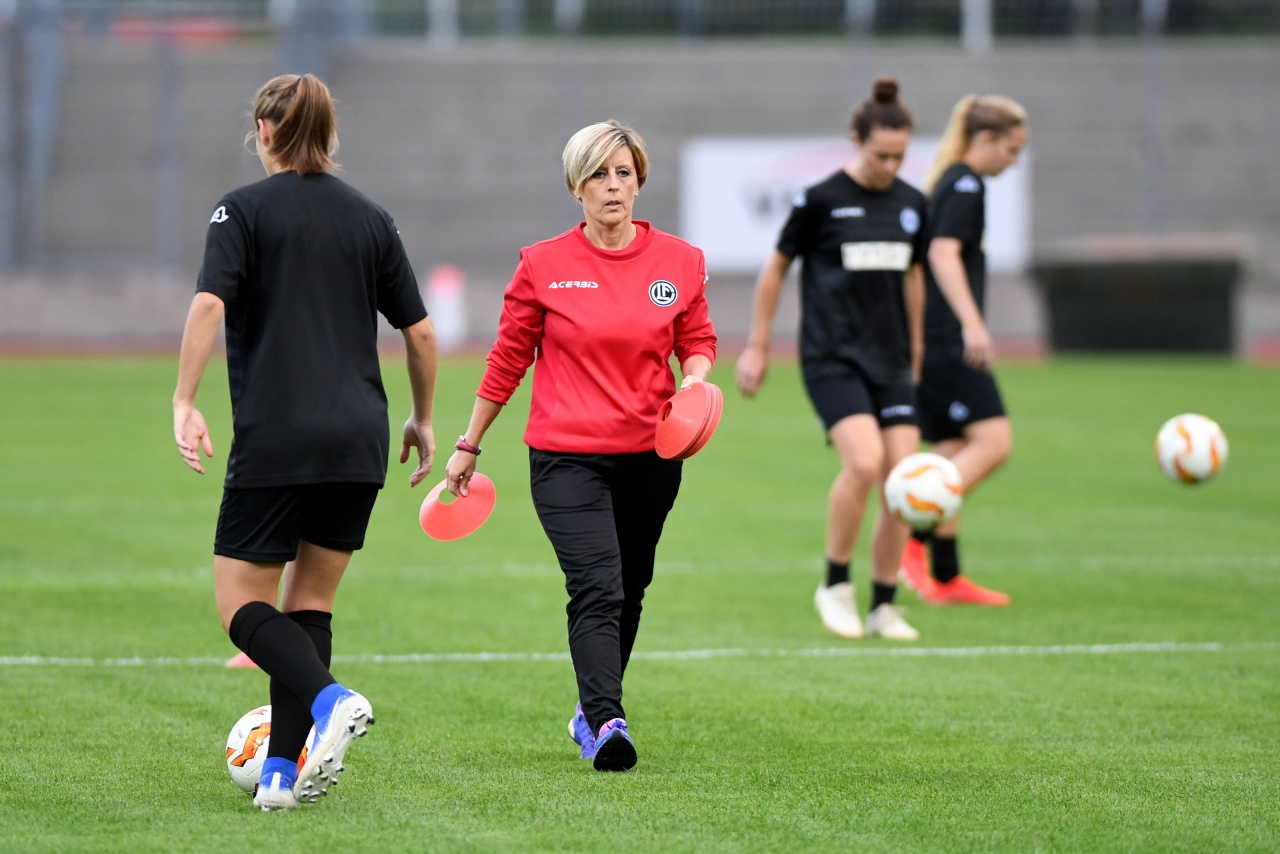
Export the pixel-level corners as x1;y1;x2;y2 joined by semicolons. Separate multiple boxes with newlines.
962;322;995;371
735;344;768;397
174;403;214;475
400;419;435;487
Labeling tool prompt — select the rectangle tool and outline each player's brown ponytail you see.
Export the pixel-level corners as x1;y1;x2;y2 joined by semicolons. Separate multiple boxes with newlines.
249;74;339;175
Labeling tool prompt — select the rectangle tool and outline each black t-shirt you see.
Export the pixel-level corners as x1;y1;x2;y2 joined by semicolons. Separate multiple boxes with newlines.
197;171;427;488
776;170;926;385
923;163;986;356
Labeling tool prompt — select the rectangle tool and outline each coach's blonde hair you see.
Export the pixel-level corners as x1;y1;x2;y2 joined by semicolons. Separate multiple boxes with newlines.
923;95;1026;193
563;120;649;199
248;74;339;175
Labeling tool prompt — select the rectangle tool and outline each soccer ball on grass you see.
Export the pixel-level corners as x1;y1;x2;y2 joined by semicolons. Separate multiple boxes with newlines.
884;452;964;531
225;705;312;795
226;706;272;794
1155;413;1227;484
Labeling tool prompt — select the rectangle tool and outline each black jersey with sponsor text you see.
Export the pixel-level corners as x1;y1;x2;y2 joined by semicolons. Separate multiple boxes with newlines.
923;163;986;357
197;171;427;489
776;170;926;385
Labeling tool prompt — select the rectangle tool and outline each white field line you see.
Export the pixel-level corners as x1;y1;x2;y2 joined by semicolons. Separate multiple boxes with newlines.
1;641;1277;668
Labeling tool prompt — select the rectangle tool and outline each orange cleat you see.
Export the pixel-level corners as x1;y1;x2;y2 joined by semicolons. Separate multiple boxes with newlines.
898;538;936;600
929;575;1010;606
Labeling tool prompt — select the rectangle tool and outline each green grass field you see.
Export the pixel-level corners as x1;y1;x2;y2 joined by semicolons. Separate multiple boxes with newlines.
1;355;1278;852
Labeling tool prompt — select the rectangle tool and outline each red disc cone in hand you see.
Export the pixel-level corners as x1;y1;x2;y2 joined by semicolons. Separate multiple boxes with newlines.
655;381;723;460
419;472;497;540
690;381;724;455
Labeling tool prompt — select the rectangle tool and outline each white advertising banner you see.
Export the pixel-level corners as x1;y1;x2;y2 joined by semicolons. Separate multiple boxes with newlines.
680;136;1030;274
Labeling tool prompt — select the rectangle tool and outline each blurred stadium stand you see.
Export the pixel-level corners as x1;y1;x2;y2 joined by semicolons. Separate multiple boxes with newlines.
1;0;1278;356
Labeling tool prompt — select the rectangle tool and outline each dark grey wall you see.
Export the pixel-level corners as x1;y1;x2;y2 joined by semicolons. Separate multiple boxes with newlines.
7;37;1279;348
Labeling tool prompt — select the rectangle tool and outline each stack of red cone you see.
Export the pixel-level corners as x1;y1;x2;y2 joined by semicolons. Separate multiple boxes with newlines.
655;382;723;460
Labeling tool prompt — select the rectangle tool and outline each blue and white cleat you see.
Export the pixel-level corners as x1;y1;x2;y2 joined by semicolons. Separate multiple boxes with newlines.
253;770;298;811
293;685;374;803
568;703;594;759
585;718;636;772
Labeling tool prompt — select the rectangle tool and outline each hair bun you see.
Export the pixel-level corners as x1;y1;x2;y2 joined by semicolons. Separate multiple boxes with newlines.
872;77;899;104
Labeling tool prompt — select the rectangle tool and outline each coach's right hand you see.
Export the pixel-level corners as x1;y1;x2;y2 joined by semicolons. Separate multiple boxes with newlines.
445;450;478;498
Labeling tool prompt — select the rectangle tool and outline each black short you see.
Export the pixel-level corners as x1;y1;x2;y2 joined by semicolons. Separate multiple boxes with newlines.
801;364;917;432
214;483;382;563
917;358;1007;443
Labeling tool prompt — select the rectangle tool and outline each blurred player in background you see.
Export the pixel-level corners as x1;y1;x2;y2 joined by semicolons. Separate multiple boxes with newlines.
173;74;439;809
899;95;1028;606
736;78;926;642
444;120;716;772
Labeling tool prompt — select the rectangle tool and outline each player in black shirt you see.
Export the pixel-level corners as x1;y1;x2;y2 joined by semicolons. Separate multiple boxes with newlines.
737;78;926;641
899;94;1028;606
173;74;439;810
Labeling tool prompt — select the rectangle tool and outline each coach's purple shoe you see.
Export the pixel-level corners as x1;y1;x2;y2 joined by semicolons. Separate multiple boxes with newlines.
567;703;594;759
585;718;636;772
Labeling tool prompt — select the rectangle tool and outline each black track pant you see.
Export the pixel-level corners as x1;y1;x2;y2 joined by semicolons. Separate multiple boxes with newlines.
529;448;682;735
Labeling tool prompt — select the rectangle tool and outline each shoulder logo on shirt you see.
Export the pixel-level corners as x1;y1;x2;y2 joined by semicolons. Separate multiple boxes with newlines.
547;280;599;289
831;206;866;219
648;280;678;307
792;190;807;208
899;208;920;235
948;401;971;422
955;175;982;193
209;205;229;224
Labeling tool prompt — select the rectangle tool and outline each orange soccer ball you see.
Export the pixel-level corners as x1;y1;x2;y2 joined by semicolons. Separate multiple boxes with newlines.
884;452;965;531
1155;414;1228;485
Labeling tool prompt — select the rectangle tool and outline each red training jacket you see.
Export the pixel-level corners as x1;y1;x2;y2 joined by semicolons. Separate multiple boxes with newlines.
478;221;718;454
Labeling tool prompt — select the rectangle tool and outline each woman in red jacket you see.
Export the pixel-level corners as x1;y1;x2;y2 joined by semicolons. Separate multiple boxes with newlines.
445;120;716;773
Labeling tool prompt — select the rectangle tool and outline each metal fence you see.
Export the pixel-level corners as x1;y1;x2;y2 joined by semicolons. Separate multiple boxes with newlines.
89;0;1280;38
7;0;1280;44
391;0;1280;39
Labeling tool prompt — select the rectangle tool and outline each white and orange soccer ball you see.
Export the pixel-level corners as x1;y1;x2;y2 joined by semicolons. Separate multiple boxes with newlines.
225;706;313;794
884;452;965;531
226;705;273;794
1156;413;1228;484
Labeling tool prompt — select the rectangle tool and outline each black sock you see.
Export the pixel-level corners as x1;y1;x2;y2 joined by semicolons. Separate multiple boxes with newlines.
871;581;898;611
825;558;850;588
267;610;334;762
932;536;960;583
228;602;336;712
